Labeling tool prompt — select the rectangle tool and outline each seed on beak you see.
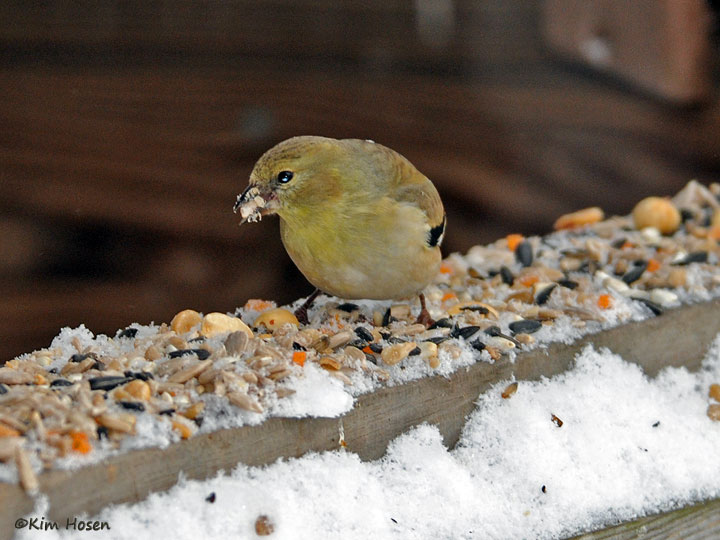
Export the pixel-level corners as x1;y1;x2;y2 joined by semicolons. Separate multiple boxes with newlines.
234;186;266;223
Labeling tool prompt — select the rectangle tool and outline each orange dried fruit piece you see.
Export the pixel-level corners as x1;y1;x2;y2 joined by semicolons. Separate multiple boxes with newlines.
597;294;612;309
506;234;524;251
441;291;457;303
519;275;539;287
243;299;275;312
292;351;306;367
646;258;661;272
70;431;92;454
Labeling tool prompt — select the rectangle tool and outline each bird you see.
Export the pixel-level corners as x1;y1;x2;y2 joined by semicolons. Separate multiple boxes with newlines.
234;135;446;325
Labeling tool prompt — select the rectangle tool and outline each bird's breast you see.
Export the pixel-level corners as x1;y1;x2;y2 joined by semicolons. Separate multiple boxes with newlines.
279;200;440;299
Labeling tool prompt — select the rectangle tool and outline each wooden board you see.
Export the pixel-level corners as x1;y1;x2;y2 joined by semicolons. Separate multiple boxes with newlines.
570;497;720;539
543;0;712;103
0;298;718;539
3;0;720;362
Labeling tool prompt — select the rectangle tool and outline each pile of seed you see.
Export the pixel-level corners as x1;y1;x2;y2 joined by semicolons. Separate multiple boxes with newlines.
1;181;720;492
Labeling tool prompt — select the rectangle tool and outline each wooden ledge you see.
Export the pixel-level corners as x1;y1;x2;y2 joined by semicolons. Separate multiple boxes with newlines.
0;298;719;539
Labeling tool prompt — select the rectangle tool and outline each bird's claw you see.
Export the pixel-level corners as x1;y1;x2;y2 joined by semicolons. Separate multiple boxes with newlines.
416;308;435;328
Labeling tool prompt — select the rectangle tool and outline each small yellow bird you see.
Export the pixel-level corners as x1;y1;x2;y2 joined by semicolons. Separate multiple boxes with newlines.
234;135;446;324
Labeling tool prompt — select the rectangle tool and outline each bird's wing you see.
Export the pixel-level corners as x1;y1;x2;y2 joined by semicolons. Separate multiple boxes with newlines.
393;172;446;248
342;138;446;248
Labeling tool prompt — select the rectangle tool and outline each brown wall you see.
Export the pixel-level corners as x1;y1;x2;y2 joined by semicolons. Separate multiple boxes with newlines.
1;1;719;360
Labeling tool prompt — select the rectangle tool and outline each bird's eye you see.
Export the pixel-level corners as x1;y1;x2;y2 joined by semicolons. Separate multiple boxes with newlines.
277;171;294;184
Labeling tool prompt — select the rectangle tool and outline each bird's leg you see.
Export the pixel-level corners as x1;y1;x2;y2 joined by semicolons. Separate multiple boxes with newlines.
294;288;323;325
416;293;435;327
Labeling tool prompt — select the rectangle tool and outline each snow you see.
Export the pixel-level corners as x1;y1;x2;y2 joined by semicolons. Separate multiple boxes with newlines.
22;335;720;540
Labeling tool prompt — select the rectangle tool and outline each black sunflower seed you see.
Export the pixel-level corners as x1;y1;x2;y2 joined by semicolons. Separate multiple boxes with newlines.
408;347;421;356
89;376;130;391
354;327;374;342
337;303;359;312
382;307;392;327
611;237;627;249
368;343;383;354
124;371;153;381
622;262;647;284
117;327;138;339
515;241;534;267
50;379;74;387
425;336;450;345
451;326;481;340
508;319;542;334
70;353;96;363
535;284;557;305
460;305;489;314
672;251;708;265
428;318;453;329
558;279;578;290
118;401;145;412
484;326;521;346
470;340;486;352
0;383;8;394
500;266;514;285
633;298;663;316
168;348;211;360
292;342;307;351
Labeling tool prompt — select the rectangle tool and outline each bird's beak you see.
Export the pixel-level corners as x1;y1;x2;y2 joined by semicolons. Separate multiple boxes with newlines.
233;184;278;225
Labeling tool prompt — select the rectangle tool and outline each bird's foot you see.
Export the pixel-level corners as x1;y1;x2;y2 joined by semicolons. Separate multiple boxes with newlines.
294;288;322;326
416;308;435;328
294;306;310;325
416;293;435;327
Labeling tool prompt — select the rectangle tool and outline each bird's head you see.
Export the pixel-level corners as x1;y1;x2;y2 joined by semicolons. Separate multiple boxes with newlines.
234;135;345;224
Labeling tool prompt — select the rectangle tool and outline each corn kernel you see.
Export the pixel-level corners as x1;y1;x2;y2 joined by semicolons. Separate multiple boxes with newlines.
201;312;253;338
632;197;681;235
253;308;300;331
170;309;202;334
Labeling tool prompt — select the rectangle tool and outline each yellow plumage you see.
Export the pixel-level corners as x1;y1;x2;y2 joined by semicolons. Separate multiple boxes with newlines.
235;135;446;316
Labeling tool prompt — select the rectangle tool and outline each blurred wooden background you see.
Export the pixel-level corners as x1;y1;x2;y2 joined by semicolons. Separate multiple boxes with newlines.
1;0;719;361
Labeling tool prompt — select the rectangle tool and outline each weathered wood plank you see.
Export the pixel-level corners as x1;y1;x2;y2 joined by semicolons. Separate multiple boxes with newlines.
543;0;712;103
571;497;720;539
0;298;718;539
